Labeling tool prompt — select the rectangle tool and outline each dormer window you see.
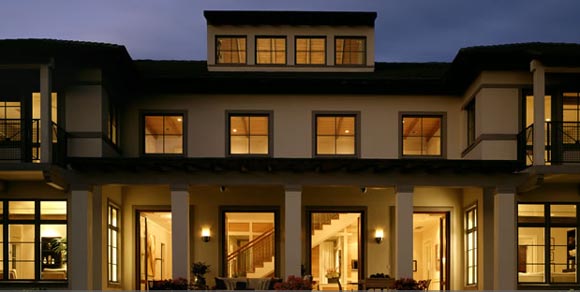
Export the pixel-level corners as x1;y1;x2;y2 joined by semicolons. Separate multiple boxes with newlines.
256;36;286;65
216;36;247;64
335;37;366;65
295;37;326;65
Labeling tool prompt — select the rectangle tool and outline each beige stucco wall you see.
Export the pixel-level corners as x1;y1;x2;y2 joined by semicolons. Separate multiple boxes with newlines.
207;24;375;72
123;93;461;159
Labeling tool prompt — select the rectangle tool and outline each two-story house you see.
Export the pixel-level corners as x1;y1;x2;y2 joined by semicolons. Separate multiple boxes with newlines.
0;10;580;290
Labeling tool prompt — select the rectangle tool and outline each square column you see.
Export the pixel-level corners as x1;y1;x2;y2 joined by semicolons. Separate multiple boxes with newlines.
69;187;93;289
284;186;302;278
171;185;191;281
531;60;545;165
395;185;413;279
493;187;516;290
40;64;52;163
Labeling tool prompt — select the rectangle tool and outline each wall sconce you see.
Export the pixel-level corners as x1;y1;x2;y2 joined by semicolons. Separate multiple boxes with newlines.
201;228;211;242
374;229;384;244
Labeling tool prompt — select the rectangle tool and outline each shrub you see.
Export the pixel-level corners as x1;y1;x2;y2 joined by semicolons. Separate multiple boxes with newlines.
274;275;314;290
391;277;420;290
149;277;189;290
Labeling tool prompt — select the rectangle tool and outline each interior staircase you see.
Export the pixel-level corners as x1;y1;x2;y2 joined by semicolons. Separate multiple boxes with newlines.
311;213;359;248
227;228;275;277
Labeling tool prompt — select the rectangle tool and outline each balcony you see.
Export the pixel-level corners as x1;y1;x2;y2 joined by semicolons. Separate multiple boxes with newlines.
0;119;67;165
518;122;580;166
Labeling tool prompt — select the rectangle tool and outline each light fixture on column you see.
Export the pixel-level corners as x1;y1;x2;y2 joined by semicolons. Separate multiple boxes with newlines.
201;227;211;242
219;185;226;192
374;228;384;244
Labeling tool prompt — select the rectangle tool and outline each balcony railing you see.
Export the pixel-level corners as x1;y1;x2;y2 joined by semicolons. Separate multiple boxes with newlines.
0;119;67;164
517;122;580;165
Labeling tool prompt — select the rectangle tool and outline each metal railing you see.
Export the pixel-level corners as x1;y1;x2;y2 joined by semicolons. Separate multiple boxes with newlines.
227;228;275;277
518;122;580;165
0;119;67;164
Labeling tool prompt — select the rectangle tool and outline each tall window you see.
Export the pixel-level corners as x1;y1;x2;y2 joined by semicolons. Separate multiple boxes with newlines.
465;206;478;286
0;200;67;281
315;113;358;156
296;37;326;65
518;203;578;284
107;103;119;146
256;37;286;65
228;113;270;155
107;203;120;284
335;37;366;65
216;36;247;64
401;114;443;157
466;100;476;146
144;113;184;155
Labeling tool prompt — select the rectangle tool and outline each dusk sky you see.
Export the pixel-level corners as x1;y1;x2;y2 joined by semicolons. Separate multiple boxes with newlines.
1;0;580;62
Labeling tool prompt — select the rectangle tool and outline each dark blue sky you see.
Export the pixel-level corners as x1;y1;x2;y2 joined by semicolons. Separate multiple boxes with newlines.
1;0;580;62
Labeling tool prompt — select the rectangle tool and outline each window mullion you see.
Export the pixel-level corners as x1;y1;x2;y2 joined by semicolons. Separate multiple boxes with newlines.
2;200;7;281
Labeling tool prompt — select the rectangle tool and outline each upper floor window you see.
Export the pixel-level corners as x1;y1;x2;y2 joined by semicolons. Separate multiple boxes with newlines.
315;113;358;156
563;92;580;122
466;100;476;146
295;37;326;65
401;114;443;157
0;200;68;281
216;36;247;64
228;112;271;155
256;37;286;65
465;205;478;286
335;37;366;65
107;103;119;146
144;113;184;155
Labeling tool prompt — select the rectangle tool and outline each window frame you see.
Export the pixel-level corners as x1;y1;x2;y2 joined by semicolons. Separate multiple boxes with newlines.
466;99;476;147
465;204;478;287
312;111;360;158
107;201;121;286
141;111;187;156
215;35;248;65
225;110;273;157
517;202;580;286
399;112;446;158
294;36;327;66
0;199;68;284
255;36;287;65
334;36;367;66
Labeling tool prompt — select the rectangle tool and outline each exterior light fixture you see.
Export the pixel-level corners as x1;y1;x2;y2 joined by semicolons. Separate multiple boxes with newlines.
201;228;211;242
374;228;384;244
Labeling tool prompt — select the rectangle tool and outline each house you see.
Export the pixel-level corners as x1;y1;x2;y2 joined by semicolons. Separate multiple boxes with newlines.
0;9;579;290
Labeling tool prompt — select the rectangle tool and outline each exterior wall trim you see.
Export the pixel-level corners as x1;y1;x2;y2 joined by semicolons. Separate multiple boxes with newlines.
461;134;517;158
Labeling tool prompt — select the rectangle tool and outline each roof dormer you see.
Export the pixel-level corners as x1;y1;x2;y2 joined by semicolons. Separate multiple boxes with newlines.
204;10;377;72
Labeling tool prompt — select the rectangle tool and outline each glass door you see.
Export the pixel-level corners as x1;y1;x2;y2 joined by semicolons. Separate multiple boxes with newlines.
137;211;172;290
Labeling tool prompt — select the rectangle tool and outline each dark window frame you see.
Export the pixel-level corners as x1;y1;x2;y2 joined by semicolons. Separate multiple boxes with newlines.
140;111;187;157
399;112;446;158
334;36;367;66
0;199;68;284
255;36;287;65
225;110;273;157
295;36;327;65
215;35;248;65
312;111;361;158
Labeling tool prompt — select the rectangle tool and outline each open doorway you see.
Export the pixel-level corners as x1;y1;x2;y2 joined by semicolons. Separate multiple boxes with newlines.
413;212;449;290
137;211;172;290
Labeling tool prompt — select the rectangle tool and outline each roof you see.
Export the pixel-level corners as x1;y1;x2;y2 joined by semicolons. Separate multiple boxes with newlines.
134;60;453;94
204;10;377;27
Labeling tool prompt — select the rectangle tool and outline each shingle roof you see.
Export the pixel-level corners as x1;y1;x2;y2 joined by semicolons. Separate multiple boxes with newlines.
204;10;377;27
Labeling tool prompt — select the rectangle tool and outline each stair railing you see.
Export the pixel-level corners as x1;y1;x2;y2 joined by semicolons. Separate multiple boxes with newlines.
227;228;275;277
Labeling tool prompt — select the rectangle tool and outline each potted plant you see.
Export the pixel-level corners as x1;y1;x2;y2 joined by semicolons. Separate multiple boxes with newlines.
325;268;340;283
191;261;211;289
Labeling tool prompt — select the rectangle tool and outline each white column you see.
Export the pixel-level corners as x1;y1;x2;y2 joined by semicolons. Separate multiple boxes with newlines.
284;186;302;278
531;60;545;165
395;185;413;279
40;64;52;163
171;185;190;280
69;187;93;289
493;187;516;290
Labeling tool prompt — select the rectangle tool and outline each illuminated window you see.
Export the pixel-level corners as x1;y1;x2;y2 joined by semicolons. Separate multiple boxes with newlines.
335;37;366;65
228;113;270;155
518;203;578;284
144;113;184;155
402;114;443;157
0;200;67;281
315;114;358;156
465;206;477;286
216;36;247;64
107;103;119;146
256;37;286;65
108;203;120;284
296;37;326;65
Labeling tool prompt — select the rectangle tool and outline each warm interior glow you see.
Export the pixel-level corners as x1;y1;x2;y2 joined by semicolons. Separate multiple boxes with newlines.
374;228;384;239
402;116;442;156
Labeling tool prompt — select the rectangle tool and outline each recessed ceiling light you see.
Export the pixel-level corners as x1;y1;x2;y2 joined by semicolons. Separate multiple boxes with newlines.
177;117;182;122
345;130;350;133
233;129;237;133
